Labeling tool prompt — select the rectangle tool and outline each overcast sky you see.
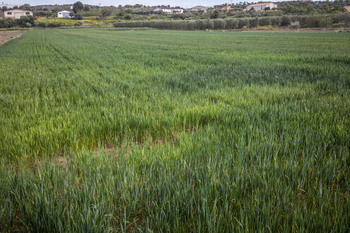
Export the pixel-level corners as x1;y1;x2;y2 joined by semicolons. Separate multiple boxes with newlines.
1;0;278;8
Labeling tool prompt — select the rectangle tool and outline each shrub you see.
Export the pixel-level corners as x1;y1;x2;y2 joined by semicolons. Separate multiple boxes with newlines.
281;15;291;26
17;16;36;27
36;22;48;28
186;21;196;30
270;17;281;26
301;15;321;28
197;20;207;30
332;13;350;24
319;17;333;28
112;14;350;30
248;17;259;28
225;18;238;29
124;14;132;20
48;22;62;27
0;18;17;28
74;14;83;20
259;17;272;26
213;19;226;29
210;10;219;19
74;21;83;26
238;18;249;28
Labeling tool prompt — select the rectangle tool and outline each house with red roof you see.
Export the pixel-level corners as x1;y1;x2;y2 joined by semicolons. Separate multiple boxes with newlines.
220;6;231;12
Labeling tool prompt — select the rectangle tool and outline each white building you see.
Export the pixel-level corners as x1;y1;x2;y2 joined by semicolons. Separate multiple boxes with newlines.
154;8;184;14
57;10;71;18
245;2;277;11
4;9;33;19
189;5;207;13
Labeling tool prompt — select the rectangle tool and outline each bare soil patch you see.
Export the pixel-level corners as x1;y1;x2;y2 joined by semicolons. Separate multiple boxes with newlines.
0;31;25;46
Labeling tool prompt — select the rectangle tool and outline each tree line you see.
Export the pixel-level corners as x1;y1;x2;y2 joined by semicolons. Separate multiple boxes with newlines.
113;14;350;30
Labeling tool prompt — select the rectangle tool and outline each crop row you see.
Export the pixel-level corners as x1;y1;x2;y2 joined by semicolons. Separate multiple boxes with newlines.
0;29;349;232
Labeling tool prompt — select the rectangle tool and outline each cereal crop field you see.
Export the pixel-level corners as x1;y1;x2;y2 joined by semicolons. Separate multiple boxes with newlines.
0;29;349;232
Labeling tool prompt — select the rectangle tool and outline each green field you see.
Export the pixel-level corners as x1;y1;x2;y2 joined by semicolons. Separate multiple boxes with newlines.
0;29;349;232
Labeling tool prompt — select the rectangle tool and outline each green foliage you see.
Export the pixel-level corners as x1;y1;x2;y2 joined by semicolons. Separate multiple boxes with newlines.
74;21;83;26
259;17;272;26
20;3;31;10
113;14;350;30
16;16;36;27
73;1;84;13
101;8;112;17
0;16;36;28
34;10;55;17
117;11;126;17
210;10;220;19
124;14;132;20
80;9;100;17
47;21;65;27
74;13;83;20
0;29;349;232
281;15;292;26
283;3;346;15
36;21;48;27
0;18;17;28
213;19;226;29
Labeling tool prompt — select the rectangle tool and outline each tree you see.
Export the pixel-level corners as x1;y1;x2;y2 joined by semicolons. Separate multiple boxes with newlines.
248;7;256;17
101;8;112;17
283;5;295;14
210;10;219;19
74;13;83;20
124;14;132;20
17;16;36;27
126;9;132;14
73;1;84;13
281;15;291;26
20;4;31;10
84;5;90;11
117;11;126;17
52;6;63;13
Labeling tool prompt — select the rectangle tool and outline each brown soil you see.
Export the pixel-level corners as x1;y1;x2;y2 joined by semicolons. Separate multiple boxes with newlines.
0;31;25;46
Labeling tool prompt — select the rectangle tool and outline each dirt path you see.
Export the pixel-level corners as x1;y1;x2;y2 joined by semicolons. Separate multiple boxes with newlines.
0;31;25;46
